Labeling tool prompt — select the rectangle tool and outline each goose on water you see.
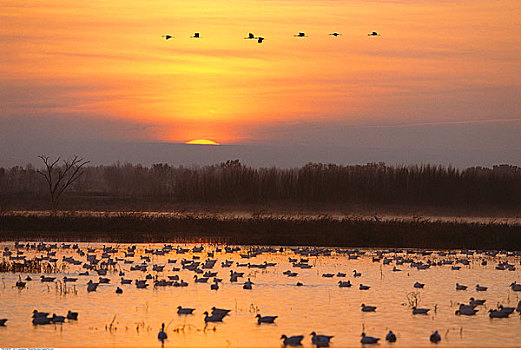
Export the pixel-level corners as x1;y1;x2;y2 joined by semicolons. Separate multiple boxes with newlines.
361;332;379;344
469;297;486;306
386;330;397;342
204;311;226;323
338;281;352;288
256;314;277;324
40;276;55;282
0;319;7;326
456;283;467;290
412;307;430;315
33;310;49;319
413;282;424;288
177;306;195;315
52;314;66;323
211;307;231;316
210;282;219;290
476;284;488;291
498;305;515;315
456;307;478;316
135;280;148;288
32;316;52;325
516;300;521;313
510;282;521;291
67;311;78;320
158;323;167;342
361;304;376;312
310;332;333;347
281;334;304;346
193;276;208;283
115;287;123;294
353;270;362;277
359;284;370;290
243;278;254;289
489;309;509;318
87;280;99;292
430;330;441;343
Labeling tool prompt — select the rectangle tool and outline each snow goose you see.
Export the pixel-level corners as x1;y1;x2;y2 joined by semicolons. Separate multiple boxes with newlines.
256;314;277;324
430;330;441;343
67;311;78;320
281;334;304;346
361;332;379;344
476;284;488;292
412;307;430;315
204;311;226;323
359;284;370;290
456;283;467;290
385;331;396;342
158;323;167;342
361;304;377;312
311;332;333;347
177;306;195;315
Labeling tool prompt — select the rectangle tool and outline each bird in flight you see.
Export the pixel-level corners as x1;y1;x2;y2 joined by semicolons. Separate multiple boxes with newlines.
257;37;264;43
368;31;381;36
162;35;173;40
329;32;342;37
191;32;200;38
244;33;255;39
294;32;307;37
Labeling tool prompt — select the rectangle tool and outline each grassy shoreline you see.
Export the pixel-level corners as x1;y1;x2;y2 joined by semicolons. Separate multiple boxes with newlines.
1;212;520;250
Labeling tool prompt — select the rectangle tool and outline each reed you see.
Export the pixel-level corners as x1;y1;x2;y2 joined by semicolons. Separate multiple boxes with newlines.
1;212;520;250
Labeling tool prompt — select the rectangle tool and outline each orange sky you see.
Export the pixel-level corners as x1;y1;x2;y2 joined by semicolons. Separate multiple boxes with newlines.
1;0;520;145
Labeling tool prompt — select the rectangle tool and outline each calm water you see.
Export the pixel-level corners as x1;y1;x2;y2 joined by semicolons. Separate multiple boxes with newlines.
1;242;520;348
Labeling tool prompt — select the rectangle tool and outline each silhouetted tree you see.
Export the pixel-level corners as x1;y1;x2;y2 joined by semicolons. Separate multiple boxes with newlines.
37;155;90;210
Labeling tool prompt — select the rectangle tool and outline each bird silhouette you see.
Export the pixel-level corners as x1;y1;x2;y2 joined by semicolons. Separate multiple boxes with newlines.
162;35;173;40
368;31;381;36
191;32;200;38
294;32;307;37
329;32;342;37
244;33;255;39
158;323;167;344
257;37;264;43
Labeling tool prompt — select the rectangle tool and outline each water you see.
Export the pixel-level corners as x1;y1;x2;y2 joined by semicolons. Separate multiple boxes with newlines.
1;242;520;348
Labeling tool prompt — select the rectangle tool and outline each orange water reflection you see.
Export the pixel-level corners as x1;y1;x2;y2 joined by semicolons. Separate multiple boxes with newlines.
1;242;521;347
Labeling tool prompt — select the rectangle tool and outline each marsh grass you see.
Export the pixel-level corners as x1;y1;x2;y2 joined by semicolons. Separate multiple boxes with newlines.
1;212;521;250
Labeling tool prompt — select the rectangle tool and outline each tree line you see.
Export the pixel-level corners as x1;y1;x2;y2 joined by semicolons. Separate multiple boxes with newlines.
1;160;521;209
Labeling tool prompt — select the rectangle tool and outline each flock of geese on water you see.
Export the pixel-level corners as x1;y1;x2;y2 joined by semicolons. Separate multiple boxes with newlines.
161;31;381;43
2;241;521;347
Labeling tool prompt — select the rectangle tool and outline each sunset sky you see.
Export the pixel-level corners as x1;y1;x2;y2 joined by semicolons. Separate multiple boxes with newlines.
1;0;520;167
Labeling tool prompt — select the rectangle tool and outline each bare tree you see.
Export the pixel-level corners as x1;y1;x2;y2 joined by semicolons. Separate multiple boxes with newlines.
37;155;90;210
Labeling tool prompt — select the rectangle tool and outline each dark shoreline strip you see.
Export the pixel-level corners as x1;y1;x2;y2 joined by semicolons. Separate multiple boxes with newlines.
0;213;520;250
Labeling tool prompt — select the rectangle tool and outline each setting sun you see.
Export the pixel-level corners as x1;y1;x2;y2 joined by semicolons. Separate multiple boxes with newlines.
185;139;220;145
